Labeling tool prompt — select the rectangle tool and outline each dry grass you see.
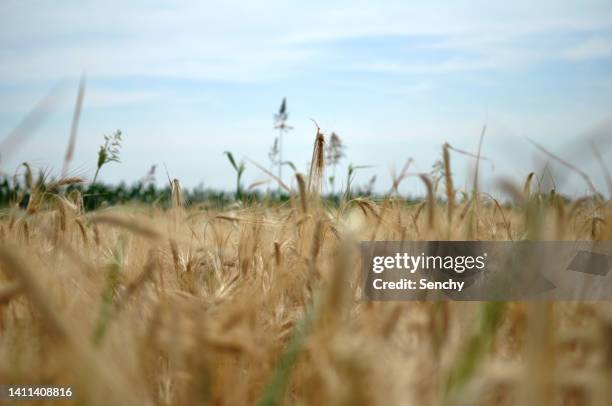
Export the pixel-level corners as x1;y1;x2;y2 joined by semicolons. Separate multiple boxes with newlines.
0;185;610;405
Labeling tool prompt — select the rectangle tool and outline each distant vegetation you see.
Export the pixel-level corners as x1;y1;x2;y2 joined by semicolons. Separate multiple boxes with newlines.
0;175;416;211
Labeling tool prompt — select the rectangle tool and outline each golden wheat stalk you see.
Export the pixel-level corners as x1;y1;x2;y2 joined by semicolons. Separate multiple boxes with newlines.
307;129;325;194
295;173;308;214
419;174;436;230
443;143;454;224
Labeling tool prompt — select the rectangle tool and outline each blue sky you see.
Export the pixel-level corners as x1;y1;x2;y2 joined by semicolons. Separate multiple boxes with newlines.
1;1;611;197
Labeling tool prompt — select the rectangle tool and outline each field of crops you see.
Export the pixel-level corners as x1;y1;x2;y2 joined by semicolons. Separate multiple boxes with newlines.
0;131;611;406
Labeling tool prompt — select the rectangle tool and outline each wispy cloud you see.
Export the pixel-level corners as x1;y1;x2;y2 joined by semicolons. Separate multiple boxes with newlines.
1;1;612;85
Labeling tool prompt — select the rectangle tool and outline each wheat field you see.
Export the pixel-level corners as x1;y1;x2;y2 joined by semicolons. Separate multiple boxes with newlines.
0;135;611;406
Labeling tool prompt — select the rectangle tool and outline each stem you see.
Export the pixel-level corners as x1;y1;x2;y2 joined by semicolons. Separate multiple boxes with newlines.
278;130;283;193
332;164;337;195
92;166;101;184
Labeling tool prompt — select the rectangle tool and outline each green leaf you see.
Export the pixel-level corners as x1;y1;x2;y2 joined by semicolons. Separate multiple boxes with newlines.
281;161;297;173
223;151;239;172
